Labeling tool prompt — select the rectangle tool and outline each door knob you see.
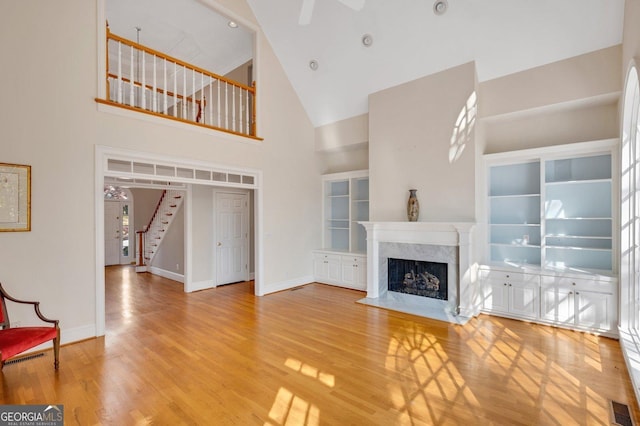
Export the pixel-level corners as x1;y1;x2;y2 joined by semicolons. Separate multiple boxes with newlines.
217;242;222;246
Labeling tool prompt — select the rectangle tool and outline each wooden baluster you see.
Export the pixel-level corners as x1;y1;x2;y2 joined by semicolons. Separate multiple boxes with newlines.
217;80;221;127
252;81;256;136
225;82;229;130
200;72;205;123
173;62;178;118
106;35;110;100
208;78;213;125
141;51;146;110
182;65;187;119
245;89;250;135
191;69;196;121
137;231;144;266
117;41;123;103
152;55;157;112
232;84;236;132
163;58;167;114
129;44;135;107
239;87;243;134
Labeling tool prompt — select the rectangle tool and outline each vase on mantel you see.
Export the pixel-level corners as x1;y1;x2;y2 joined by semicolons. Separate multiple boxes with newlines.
407;189;419;222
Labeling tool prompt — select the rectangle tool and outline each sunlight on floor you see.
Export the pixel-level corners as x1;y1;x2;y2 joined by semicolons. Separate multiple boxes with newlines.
385;322;481;423
284;358;335;388
458;317;612;424
266;358;334;425
267;387;320;426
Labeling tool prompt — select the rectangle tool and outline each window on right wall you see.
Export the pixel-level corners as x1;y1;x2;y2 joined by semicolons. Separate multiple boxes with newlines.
620;62;640;331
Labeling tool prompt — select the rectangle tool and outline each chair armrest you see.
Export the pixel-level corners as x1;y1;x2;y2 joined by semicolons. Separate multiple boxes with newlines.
0;283;59;327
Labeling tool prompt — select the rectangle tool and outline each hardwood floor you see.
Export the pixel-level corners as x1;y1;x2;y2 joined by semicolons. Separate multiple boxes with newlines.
1;265;638;425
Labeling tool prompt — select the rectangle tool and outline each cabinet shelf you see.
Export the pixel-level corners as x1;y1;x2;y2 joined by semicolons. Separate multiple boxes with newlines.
486;147;614;272
545;178;612;186
323;170;369;253
546;234;611;239
489;194;540;199
490;243;541;248
546;245;611;252
545;217;612;221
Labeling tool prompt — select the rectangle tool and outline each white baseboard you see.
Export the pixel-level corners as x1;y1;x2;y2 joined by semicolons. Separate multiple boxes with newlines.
19;323;97;356
149;266;185;283
263;275;314;295
186;280;216;293
249;272;255;280
135;266;148;273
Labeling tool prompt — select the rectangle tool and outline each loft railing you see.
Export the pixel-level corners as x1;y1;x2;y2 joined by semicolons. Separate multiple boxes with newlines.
97;27;260;140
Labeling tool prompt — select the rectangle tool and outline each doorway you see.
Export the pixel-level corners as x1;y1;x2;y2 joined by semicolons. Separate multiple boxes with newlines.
215;191;250;285
104;189;133;266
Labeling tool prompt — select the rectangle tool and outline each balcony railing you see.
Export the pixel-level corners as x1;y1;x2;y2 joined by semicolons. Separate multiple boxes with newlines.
96;27;260;140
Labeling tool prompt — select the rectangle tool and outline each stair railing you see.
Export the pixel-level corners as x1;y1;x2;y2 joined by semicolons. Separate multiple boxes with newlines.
97;26;260;140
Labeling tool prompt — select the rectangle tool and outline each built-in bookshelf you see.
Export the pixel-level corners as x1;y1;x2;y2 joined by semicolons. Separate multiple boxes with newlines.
322;170;369;253
485;140;615;275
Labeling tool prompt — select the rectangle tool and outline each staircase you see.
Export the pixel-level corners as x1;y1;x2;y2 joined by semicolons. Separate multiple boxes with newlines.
141;189;185;267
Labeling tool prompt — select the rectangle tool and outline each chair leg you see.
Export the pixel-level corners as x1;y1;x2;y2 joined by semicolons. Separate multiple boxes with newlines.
53;328;60;370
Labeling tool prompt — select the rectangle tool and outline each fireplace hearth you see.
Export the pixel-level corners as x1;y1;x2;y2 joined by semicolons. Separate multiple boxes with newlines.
357;222;477;324
388;258;448;300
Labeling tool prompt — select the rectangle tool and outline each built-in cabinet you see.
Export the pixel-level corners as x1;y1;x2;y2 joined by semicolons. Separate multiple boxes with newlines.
480;270;539;320
481;139;618;336
313;251;367;291
540;276;616;332
314;170;369;290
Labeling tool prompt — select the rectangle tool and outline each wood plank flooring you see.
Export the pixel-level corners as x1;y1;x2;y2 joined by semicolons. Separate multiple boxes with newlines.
1;265;638;425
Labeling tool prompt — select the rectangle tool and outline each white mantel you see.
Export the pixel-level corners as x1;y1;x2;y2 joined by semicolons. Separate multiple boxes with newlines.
359;221;478;320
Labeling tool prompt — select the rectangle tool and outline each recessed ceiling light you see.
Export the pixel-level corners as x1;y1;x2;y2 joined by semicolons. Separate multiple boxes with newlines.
228;21;238;28
309;60;319;71
362;34;373;47
433;0;448;15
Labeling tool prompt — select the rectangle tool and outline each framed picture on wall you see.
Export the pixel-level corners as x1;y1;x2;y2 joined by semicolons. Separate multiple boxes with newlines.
0;163;31;232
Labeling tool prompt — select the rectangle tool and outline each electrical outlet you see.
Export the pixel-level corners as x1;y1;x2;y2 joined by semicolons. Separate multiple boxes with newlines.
176;263;180;271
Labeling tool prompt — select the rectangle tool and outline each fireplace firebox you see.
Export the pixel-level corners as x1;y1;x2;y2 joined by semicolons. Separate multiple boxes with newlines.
388;258;448;300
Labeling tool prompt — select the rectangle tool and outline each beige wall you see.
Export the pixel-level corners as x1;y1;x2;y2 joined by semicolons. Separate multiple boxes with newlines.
153;204;185;275
623;0;640;83
479;46;622;155
480;46;622;119
315;113;369;174
130;189;164;232
0;0;319;341
483;101;619;154
369;61;478;222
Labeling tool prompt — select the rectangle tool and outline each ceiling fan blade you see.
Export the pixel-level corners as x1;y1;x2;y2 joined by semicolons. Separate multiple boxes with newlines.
337;0;365;11
298;0;316;25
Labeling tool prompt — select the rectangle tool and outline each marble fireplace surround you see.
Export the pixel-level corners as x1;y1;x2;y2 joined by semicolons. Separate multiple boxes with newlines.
358;222;476;323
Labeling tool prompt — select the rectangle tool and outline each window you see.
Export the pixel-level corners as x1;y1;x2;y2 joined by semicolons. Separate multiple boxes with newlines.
620;63;640;330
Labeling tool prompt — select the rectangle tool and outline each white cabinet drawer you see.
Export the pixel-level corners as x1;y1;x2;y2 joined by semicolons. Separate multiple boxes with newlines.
480;269;539;285
540;275;615;294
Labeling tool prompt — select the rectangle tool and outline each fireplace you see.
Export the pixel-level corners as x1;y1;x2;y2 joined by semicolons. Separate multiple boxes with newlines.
388;258;448;300
357;222;477;324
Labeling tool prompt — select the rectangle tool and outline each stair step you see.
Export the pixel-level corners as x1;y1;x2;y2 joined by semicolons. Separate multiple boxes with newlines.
170;204;177;208
165;213;173;216
162;221;169;224
174;195;182;199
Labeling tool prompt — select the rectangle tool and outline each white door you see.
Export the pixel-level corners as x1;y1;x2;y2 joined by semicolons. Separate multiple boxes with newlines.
105;201;121;266
216;192;249;285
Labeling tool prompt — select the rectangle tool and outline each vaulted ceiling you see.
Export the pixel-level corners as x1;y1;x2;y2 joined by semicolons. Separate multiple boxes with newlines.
108;0;625;128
